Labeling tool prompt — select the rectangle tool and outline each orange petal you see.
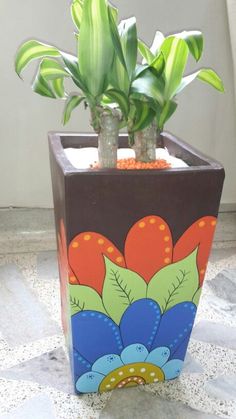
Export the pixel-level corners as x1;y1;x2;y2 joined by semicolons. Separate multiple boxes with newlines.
173;216;217;286
68;232;125;294
124;216;173;283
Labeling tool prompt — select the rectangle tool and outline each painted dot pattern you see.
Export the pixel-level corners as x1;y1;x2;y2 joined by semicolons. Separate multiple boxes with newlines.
99;362;164;392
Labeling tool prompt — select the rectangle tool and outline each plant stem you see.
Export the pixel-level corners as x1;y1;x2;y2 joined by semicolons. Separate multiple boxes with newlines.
133;121;158;162
97;109;120;169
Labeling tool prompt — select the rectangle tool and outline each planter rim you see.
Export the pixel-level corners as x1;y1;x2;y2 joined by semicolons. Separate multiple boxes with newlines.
48;131;224;176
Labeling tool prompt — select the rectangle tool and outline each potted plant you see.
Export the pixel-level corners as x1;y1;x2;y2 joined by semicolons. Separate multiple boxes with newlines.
15;0;225;394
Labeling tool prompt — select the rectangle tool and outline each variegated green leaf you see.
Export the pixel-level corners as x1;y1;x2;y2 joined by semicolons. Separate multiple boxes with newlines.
172;30;203;62
130;100;156;132
118;17;137;81
32;73;56;98
15;40;60;77
105;89;129;117
60;52;87;92
176;68;224;95
78;0;114;97
131;69;165;106
150;31;165;55
108;2;118;22
62;94;85;124
138;39;154;65
158;100;178;130
32;58;69;98
161;36;189;100
150;52;165;76
71;0;83;30
108;7;127;69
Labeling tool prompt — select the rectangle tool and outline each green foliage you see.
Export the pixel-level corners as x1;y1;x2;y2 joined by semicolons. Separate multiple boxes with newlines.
102;256;147;324
15;1;224;139
147;249;199;313
69;284;106;316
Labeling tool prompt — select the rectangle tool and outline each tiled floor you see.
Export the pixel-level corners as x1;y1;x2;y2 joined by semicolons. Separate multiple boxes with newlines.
0;209;236;419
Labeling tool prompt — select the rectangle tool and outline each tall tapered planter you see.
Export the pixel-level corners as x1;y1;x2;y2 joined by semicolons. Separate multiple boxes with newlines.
49;131;224;394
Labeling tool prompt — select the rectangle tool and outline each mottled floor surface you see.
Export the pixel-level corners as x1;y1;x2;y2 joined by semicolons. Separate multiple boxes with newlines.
0;209;236;419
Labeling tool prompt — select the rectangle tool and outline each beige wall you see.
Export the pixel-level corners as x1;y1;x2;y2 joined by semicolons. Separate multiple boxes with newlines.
0;0;235;207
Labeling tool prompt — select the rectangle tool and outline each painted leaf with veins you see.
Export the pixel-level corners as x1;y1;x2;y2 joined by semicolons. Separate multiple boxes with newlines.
102;256;147;324
147;249;199;312
69;284;107;316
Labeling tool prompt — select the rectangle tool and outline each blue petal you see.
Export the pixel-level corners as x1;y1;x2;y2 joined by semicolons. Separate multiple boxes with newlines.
162;359;183;380
152;302;197;356
121;344;148;364
71;311;123;363
172;335;190;361
146;346;170;367
73;347;91;378
92;354;123;375
75;371;104;393
120;299;162;350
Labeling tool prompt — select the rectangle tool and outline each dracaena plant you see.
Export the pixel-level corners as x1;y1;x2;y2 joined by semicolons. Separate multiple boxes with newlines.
14;0;129;168
135;30;224;161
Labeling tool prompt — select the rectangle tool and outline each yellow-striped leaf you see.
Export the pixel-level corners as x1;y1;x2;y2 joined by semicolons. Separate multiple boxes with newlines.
158;100;178;130
105;89;129;117
138;39;154;65
130;100;156;132
161;36;189;100
172;30;203;62
71;0;83;30
62;95;85;125
78;0;114;97
119;17;137;80
176;68;224;94
131;69;165;106
32;58;69;98
15;40;60;77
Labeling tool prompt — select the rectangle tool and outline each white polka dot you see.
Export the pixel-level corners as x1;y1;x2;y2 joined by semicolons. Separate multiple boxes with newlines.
153;378;159;382
110;377;115;382
106;384;111;388
118;371;123;376
128;378;131;382
122;381;126;385
133;377;138;380
118;384;122;388
150;372;155;377
140;368;146;373
129;368;135;373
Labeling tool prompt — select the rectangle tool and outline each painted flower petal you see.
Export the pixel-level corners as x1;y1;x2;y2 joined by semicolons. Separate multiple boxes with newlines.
68;232;125;294
73;348;91;377
121;344;149;364
125;216;173;283
173;216;217;286
120;299;161;350
162;359;183;380
76;371;104;393
172;335;191;361
152;302;197;356
146;346;170;368
92;354;123;375
72;311;123;363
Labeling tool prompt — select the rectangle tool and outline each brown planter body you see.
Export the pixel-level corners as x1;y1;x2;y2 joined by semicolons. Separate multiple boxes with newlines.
49;132;224;394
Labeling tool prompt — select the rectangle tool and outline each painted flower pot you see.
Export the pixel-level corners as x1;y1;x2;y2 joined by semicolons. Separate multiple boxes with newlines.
48;131;224;394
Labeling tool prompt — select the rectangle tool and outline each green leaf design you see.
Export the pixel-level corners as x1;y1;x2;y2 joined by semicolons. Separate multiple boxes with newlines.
192;287;202;306
102;256;147;324
147;249;199;313
69;284;106;316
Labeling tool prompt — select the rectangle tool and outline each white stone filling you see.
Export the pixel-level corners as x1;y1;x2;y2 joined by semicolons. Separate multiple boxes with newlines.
64;147;188;169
